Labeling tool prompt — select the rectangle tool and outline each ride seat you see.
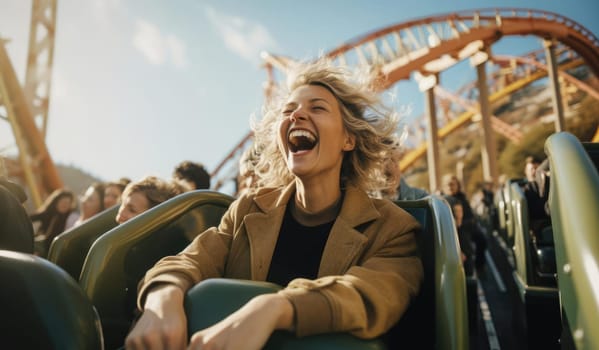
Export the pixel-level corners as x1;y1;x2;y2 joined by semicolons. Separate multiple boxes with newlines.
0;250;103;350
388;197;467;350
532;226;557;278
186;278;386;349
79;190;234;350
48;206;119;280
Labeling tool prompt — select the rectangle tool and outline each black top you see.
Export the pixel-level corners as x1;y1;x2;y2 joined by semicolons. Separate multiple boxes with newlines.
266;206;335;286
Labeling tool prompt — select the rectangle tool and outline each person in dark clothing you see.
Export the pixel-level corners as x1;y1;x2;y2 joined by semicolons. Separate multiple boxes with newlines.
30;188;76;256
523;156;551;233
0;182;34;253
535;158;551;216
442;174;487;271
445;196;474;276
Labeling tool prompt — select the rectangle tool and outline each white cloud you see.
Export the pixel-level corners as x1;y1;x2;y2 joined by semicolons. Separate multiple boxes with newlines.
166;35;189;69
205;6;277;63
92;0;124;24
133;20;166;65
93;0;122;12
132;19;189;69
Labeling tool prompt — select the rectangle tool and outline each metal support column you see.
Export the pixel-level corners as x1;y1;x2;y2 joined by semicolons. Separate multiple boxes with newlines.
420;74;441;193
24;0;58;139
473;52;498;186
544;38;566;132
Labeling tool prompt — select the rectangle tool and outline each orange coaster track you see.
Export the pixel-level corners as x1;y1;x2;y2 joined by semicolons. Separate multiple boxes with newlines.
219;8;599;186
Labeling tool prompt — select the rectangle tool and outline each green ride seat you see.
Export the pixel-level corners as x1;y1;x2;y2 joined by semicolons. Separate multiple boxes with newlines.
48;206;120;280
504;178;526;247
185;278;386;350
391;196;468;350
0;250;103;350
79;190;234;350
495;187;508;242
510;181;557;285
545;132;599;350
509;181;560;348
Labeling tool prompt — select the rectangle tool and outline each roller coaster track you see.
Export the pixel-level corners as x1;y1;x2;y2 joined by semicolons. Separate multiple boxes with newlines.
265;8;599;170
213;54;586;189
217;8;599;186
263;8;599;88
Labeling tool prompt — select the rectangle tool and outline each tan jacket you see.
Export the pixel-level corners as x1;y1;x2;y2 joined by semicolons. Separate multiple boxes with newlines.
138;183;423;339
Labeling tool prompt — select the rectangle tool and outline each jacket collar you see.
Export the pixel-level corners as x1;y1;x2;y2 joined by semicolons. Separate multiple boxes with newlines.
319;184;380;275
246;182;381;280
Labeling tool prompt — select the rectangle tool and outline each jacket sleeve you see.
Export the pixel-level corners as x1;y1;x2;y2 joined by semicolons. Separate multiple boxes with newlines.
278;203;423;339
136;195;250;310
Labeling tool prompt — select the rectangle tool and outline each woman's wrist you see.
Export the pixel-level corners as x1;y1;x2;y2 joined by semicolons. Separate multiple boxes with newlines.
144;284;184;311
252;293;295;331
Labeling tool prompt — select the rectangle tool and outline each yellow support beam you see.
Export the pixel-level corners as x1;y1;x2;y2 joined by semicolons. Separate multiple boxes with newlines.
24;0;58;139
0;41;62;206
400;59;585;172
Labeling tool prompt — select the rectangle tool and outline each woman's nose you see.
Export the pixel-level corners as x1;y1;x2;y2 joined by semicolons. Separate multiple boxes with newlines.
289;108;307;122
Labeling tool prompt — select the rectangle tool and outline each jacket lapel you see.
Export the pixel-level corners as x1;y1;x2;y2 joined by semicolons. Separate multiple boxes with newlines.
244;183;381;280
318;186;381;276
244;183;296;281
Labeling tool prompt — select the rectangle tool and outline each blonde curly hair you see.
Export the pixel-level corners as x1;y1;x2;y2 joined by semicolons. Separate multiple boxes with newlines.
252;59;402;193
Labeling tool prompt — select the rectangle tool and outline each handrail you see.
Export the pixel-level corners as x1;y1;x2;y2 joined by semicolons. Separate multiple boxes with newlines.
48;205;119;280
509;182;532;293
429;196;469;350
79;190;234;348
80;190;234;295
545;132;599;350
398;196;469;349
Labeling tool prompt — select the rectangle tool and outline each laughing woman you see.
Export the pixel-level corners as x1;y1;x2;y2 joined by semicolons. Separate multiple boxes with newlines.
125;60;423;350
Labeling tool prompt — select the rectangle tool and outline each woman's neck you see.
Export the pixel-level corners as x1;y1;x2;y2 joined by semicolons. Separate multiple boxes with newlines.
290;192;342;227
292;178;343;226
295;175;343;208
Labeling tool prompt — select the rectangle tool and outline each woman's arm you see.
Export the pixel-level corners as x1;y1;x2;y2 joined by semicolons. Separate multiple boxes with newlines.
125;284;188;350
135;194;252;310
127;195;252;348
188;293;294;350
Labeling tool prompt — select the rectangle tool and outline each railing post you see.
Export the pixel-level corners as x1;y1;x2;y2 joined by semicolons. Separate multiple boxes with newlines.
417;73;441;193
544;38;566;132
472;49;499;187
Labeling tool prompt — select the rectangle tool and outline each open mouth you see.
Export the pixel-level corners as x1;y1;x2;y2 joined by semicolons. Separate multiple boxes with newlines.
288;129;318;153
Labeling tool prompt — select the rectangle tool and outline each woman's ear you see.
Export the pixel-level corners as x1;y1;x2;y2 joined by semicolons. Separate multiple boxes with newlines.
343;133;356;151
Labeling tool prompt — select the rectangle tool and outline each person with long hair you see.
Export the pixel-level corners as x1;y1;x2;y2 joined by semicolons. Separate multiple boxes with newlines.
442;174;487;272
68;182;105;229
125;60;423;350
30;188;76;256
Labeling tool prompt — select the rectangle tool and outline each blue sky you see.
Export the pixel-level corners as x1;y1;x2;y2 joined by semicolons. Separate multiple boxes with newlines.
1;0;598;195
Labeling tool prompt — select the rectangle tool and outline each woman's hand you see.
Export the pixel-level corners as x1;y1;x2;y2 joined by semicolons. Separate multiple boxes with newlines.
188;293;294;350
125;284;188;350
